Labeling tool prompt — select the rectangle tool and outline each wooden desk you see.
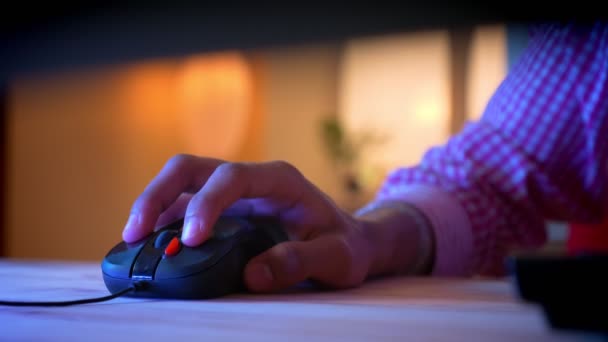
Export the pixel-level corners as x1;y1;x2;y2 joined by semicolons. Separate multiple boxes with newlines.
0;258;600;341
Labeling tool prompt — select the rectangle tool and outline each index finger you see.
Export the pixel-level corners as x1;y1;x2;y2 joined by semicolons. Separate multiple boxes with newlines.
181;160;324;246
122;154;224;242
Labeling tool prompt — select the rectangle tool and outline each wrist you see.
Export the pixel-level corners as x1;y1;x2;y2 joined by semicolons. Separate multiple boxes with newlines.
356;200;435;277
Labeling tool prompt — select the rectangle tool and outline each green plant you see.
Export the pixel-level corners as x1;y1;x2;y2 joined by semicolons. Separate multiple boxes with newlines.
319;115;389;195
319;116;388;168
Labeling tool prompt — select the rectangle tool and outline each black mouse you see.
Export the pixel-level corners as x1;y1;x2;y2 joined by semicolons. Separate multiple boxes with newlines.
101;216;288;299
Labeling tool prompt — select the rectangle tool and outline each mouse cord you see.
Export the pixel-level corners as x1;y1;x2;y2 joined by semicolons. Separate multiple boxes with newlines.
0;283;145;307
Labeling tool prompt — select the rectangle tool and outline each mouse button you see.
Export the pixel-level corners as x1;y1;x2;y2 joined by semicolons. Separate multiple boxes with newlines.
213;217;251;240
101;239;147;278
131;236;164;280
155;230;178;249
154;239;231;279
164;237;181;256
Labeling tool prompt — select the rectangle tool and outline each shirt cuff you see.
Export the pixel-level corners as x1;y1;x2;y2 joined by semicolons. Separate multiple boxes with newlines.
376;184;474;276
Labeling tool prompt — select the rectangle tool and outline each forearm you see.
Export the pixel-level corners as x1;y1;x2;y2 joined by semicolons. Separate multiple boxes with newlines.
355;200;435;277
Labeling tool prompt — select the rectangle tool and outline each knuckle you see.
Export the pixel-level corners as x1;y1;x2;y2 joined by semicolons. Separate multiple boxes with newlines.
271;160;304;181
272;160;297;174
166;153;194;170
216;162;247;180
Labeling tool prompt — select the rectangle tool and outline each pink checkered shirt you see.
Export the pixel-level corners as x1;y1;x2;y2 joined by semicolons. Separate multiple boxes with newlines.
370;22;608;276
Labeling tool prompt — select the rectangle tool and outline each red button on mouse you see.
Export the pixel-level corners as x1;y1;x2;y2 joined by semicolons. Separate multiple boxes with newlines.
164;237;181;256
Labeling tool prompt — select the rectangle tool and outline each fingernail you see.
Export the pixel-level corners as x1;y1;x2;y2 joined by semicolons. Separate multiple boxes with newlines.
183;217;202;241
122;214;141;241
123;214;139;232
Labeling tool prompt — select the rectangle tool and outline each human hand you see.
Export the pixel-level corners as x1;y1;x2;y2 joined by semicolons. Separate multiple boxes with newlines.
121;154;378;293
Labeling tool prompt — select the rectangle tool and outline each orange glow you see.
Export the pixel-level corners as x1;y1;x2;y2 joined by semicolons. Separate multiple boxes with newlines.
119;52;253;160
467;25;507;121
7;52;256;260
339;30;451;171
120;62;179;135
176;52;252;159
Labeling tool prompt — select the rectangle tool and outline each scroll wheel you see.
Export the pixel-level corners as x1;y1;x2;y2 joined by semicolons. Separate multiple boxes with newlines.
155;230;177;249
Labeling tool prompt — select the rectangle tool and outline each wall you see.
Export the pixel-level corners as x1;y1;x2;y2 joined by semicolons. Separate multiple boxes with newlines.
5;53;261;261
337;25;506;192
339;30;451;173
7;65;176;260
466;25;507;121
256;45;343;203
5;44;344;261
4;27;509;261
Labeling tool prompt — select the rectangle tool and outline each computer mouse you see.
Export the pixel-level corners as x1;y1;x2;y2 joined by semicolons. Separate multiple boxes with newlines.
101;216;288;299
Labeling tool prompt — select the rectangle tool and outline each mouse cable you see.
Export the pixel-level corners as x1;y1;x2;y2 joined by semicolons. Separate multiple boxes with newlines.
0;283;145;307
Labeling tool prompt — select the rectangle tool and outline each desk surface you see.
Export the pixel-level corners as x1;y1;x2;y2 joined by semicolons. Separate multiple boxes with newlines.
0;258;601;341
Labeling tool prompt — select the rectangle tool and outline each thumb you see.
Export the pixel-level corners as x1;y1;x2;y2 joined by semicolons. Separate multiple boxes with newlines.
243;235;368;293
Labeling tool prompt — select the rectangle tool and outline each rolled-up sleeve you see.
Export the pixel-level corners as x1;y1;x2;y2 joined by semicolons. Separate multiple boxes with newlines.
371;21;608;276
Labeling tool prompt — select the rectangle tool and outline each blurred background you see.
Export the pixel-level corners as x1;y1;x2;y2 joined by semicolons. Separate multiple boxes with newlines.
1;3;585;261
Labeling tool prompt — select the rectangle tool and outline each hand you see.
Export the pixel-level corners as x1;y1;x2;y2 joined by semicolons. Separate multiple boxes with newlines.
121;154;376;292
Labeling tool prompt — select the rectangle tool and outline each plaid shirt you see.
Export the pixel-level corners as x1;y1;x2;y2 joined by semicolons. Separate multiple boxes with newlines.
370;21;608;276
